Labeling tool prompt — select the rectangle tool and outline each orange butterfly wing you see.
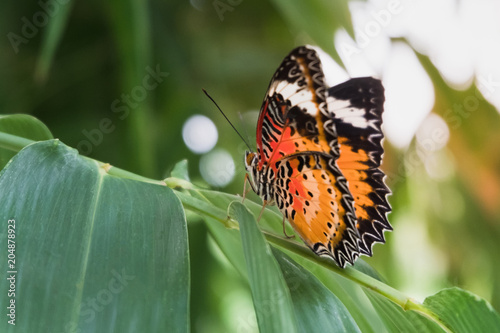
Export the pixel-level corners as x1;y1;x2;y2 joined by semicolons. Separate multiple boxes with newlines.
271;152;360;267
255;47;337;169
328;78;392;256
250;46;391;267
253;46;360;266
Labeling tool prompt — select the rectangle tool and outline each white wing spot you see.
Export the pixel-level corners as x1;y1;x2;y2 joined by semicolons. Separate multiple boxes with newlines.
327;97;369;129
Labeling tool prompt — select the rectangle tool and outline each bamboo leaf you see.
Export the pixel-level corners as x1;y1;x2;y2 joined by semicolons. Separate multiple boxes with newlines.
0;140;190;332
273;248;361;332
170;159;190;181
366;291;444;333
229;201;298;333
0;114;53;169
106;0;155;175
423;288;500;333
34;0;75;82
292;256;387;333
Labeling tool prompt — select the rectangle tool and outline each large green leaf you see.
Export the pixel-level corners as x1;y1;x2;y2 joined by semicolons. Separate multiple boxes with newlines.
229;201;298;333
0;140;189;332
423;288;500;333
0;114;53;169
272;248;361;332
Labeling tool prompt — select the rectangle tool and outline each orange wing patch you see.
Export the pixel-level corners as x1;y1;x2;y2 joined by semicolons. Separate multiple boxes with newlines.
337;136;391;255
328;77;392;256
271;152;360;267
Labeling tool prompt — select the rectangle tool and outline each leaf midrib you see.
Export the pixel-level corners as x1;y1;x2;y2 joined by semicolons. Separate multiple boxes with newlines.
68;160;106;327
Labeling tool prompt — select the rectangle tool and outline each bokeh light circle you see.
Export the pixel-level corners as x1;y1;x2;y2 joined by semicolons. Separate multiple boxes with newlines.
182;115;218;154
199;149;235;187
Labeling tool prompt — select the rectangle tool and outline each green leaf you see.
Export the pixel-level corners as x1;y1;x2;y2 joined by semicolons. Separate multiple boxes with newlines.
176;181;500;333
229;201;298;333
188;190;387;332
170;159;190;181
271;0;353;66
192;188;295;237
272;248;361;332
106;0;155;176
366;291;444;333
34;0;75;82
0;114;53;169
204;216;249;278
0;140;189;332
292;256;387;333
423;288;500;333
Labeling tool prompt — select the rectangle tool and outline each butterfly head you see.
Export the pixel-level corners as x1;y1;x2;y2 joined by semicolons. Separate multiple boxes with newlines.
244;151;259;194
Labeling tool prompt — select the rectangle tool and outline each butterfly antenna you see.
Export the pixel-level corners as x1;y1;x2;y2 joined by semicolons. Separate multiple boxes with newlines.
202;89;253;151
237;111;254;151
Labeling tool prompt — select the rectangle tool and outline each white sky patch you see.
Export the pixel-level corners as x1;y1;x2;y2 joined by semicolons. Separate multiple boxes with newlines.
464;0;500;111
334;29;380;78
323;36;435;148
182;115;218;154
327;0;500;148
315;46;350;87
336;0;398;76
382;43;435;148
416;113;450;153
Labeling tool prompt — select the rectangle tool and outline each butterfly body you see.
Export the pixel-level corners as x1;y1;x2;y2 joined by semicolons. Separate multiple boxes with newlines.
244;46;391;268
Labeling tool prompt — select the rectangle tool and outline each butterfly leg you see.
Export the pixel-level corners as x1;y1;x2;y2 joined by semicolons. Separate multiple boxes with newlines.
242;174;252;203
257;200;267;222
282;216;295;239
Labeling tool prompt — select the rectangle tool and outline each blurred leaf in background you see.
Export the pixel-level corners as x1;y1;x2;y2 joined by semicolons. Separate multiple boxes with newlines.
1;0;500;331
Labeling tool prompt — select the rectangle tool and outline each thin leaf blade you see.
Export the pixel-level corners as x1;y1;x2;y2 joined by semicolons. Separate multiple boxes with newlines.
34;0;75;82
0;114;53;169
272;248;361;332
229;201;297;333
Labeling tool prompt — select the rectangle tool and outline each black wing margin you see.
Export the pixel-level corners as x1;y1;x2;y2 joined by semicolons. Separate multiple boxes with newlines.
327;77;392;256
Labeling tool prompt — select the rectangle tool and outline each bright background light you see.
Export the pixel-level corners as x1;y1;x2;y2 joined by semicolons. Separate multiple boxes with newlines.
199;148;235;187
182;115;218;154
324;0;500;149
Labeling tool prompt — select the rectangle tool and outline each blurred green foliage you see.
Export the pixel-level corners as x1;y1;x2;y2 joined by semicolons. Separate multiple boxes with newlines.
2;0;500;331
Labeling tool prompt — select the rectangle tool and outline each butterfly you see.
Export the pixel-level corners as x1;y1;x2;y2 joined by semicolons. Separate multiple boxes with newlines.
244;45;392;268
